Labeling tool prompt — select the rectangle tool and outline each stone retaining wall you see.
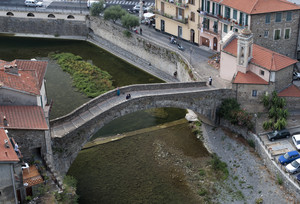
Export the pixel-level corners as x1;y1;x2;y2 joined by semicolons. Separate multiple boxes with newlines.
88;17;194;82
220;119;300;200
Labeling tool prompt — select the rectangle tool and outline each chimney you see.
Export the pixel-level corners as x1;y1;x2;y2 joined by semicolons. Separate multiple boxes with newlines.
4;64;18;75
4;139;9;148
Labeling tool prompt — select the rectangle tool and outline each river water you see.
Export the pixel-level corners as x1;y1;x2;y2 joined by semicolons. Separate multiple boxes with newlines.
0;36;210;203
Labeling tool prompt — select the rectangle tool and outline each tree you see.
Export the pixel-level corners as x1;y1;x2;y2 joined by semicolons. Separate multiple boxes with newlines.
104;5;126;23
121;13;140;29
262;91;288;131
90;0;105;16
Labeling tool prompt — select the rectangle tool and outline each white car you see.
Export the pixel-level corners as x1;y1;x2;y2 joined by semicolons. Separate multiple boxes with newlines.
25;0;43;7
292;134;300;150
293;72;300;80
285;158;300;174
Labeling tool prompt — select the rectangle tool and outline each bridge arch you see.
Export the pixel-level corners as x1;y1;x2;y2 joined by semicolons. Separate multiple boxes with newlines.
50;83;233;175
67;15;75;19
48;14;55;18
6;12;14;16
27;13;35;17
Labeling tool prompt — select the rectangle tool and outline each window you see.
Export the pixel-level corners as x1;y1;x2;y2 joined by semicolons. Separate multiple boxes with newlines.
190;12;195;22
265;14;270;24
274;29;281;40
212;2;215;14
264;30;269;38
286;11;292;21
177;8;183;20
203;18;209;29
225;6;230;19
188;0;194;5
178;26;182;38
252;90;258;97
213;21;218;33
285;28;290;39
275;12;282;22
201;0;204;11
233;9;237;20
260;70;265;76
206;0;210;13
223;24;228;33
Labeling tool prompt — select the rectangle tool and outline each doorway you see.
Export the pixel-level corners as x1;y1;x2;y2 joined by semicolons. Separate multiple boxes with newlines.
190;29;195;43
213;37;218;50
161;20;165;32
178;26;182;38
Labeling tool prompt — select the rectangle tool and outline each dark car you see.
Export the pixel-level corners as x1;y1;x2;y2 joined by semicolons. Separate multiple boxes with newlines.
297;173;300;182
267;129;290;141
278;151;300;165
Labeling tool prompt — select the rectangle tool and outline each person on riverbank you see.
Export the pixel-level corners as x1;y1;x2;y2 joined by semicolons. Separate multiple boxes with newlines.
208;76;212;86
117;87;120;96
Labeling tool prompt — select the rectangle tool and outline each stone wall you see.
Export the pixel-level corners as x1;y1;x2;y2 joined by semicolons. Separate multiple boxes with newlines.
220;119;300;200
51;88;234;175
88;17;194;82
0;16;88;36
275;66;294;91
0;164;16;203
283;96;300;111
9;130;47;161
250;11;300;59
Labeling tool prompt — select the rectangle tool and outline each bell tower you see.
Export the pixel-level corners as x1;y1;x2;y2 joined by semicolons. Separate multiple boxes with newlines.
237;28;253;72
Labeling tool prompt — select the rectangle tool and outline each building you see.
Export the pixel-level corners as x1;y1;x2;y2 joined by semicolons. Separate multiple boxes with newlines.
220;29;298;111
0;128;19;203
154;0;300;58
0;59;48;108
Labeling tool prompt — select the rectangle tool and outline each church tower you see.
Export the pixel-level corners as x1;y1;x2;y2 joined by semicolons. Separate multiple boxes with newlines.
237;28;253;73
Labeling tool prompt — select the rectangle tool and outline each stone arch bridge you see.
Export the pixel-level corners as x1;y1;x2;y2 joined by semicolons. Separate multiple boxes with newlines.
50;82;234;175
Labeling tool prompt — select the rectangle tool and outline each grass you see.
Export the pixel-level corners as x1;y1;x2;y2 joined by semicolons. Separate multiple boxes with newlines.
210;153;229;180
276;174;283;185
51;52;114;98
247;139;255;149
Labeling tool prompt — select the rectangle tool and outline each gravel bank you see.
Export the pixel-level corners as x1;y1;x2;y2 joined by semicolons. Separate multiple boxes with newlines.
201;123;296;203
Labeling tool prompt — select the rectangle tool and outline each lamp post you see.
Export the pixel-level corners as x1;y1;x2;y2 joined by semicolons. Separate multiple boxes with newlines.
254;113;257;134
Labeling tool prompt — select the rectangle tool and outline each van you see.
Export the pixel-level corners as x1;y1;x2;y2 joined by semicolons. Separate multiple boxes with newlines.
25;0;43;7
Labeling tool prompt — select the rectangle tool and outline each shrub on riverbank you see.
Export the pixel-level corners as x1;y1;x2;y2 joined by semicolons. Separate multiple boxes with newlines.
51;53;114;97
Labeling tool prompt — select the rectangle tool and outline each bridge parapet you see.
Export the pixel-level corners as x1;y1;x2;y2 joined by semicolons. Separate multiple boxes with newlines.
50;82;206;127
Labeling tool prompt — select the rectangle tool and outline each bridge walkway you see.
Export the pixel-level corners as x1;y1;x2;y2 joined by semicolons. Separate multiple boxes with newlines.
51;84;215;138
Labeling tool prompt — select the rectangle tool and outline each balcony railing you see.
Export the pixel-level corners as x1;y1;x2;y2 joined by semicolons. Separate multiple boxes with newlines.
163;0;189;8
155;10;188;24
197;23;220;36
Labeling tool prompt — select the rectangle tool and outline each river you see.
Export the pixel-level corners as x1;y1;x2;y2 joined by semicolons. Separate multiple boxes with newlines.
0;36;210;203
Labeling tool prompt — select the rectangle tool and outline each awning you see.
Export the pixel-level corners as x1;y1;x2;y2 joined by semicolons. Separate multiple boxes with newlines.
143;13;155;19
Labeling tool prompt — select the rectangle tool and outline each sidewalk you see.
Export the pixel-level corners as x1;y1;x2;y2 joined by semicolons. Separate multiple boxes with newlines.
140;24;232;89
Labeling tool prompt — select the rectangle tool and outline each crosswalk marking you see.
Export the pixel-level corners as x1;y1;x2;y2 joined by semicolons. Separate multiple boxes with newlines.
107;1;154;6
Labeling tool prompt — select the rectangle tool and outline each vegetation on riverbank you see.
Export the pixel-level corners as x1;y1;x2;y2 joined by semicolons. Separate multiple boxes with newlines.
51;52;114;97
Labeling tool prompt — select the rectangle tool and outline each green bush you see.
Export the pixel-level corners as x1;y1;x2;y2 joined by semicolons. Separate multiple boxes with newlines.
247;139;255;149
123;30;132;38
51;53;114;98
104;5;126;23
121;13;140;29
210;153;229;179
90;0;105;16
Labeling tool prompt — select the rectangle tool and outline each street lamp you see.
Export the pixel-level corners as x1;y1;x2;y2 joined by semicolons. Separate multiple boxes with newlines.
254;113;257;134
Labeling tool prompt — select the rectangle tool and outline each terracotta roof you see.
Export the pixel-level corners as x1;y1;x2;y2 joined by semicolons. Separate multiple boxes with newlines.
23;165;44;187
278;84;300;97
0;60;47;95
233;71;269;84
221;0;300;14
0;106;48;130
0;128;19;162
223;38;298;71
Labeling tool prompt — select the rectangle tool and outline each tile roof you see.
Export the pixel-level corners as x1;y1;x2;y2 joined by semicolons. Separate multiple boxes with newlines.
23;165;44;187
221;0;300;14
278;84;300;97
0;106;48;130
0;128;19;162
0;60;47;95
233;71;269;84
223;38;298;71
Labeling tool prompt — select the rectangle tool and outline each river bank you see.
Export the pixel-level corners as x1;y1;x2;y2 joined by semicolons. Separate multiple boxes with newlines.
80;119;297;203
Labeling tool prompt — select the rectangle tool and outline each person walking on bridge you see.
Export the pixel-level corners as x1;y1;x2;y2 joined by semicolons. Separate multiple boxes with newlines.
208;76;212;86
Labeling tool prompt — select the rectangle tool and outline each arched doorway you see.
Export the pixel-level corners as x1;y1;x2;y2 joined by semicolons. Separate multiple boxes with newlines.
190;29;195;43
213;37;218;51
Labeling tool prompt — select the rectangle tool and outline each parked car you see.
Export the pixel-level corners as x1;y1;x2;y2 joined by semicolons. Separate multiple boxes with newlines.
278;151;300;165
267;129;290;141
292;134;300;150
293;72;300;80
24;0;43;7
297;173;300;182
132;5;149;13
285;158;300;174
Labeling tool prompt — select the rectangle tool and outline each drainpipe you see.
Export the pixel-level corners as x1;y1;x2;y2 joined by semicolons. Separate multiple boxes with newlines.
10;164;18;204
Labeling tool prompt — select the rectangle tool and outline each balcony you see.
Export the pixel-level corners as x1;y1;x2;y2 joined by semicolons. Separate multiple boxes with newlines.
155;10;188;24
163;0;189;9
197;23;220;37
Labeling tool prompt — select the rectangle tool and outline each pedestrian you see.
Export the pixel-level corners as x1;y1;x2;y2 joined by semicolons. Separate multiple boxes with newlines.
126;94;131;100
208;76;212;85
14;143;20;156
140;27;142;35
117;87;120;96
173;71;177;78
